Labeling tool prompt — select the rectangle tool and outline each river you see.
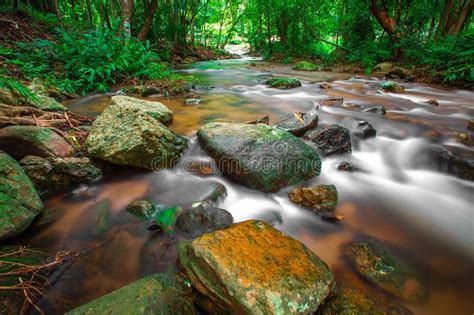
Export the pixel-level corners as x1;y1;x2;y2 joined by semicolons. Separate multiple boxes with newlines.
22;58;474;314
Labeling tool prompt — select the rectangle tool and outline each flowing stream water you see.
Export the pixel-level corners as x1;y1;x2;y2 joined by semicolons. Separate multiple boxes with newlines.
21;58;474;314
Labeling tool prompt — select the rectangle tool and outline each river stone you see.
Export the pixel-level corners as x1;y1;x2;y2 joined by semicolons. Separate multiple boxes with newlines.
347;239;427;302
293;61;318;71
288;184;338;212
19;156;102;194
379;81;405;93
468;119;474;131
317;283;412;315
109;95;173;125
197;122;321;192
337;162;361;172
0;245;49;314
85;97;187;170
266;77;302;89
0;126;75;159
352;120;376;139
306;125;352;156
67;273;195;315
184;159;216;177
0;151;43;241
126;199;157;221
364;105;387;116
176;204;233;237
248;115;270;125
178;220;336;314
275;111;319;136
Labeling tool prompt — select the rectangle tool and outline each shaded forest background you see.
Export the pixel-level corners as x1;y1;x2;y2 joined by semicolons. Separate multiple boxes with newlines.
0;0;473;96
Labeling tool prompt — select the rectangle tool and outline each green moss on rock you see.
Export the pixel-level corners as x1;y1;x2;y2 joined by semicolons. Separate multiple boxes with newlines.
267;77;302;89
197;122;321;192
379;81;405;93
293;61;318;71
288;184;338;212
67;273;195;315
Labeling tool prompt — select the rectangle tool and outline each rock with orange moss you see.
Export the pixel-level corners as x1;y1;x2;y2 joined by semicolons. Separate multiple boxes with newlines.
178;220;336;314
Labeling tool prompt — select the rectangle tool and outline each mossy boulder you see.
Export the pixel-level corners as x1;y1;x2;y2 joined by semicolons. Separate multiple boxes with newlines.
67;273;195;315
288;184;338;212
293;61;318;71
178;220;336;314
305;125;352;156
266;77;302;89
379;81;405;93
85;96;187;170
275;110;319;136
0;246;49;314
20;155;102;194
197;122;321;192
347;239;428;302
317;283;412;315
0;151;43;241
0;126;75;160
126;199;158;221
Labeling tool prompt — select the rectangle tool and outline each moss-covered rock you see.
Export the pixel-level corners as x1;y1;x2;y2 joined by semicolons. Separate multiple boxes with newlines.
0;151;43;241
293;61;318;71
85;96;187;170
305;125;352;156
288;184;338;212
197;122;321;192
0;126;75;160
126;199;158;221
178;220;336;314
379;81;405;93
266;77;302;89
275;111;319;136
347;239;428;302
67;273;195;315
20;156;102;194
317;283;412;315
0;88;67;112
0;245;49;314
176;204;233;237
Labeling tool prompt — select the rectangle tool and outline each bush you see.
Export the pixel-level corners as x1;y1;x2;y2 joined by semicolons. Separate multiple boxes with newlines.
293;61;318;71
2;27;178;94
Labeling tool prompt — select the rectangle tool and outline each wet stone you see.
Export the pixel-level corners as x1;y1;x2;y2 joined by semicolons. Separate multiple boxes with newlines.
275;110;319;136
364;105;387;116
176;204;233;237
248;115;270;125
185;98;203;106
468;119;474;131
266;77;302;89
320;96;344;106
288;184;338;212
337;162;361;172
347;239;428;302
184;159;216;177
178;220;336;314
305;124;352;156
126;199;157;221
352;120;376;139
426;99;439;106
379;81;405;93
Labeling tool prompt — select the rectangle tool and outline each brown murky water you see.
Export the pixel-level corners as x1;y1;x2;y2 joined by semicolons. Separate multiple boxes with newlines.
24;58;474;314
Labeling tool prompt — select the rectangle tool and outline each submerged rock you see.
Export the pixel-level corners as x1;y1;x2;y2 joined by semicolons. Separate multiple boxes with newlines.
293;60;318;71
184;159;216;177
275;111;319;136
266;77;302;89
353;120;376;139
185;98;203;106
197;122;321;192
426;99;439;106
176;204;233;237
67;273;195;315
425;147;474;181
248;115;270;125
379;81;405;93
320;96;344;106
178;220;336;314
364;105;387;116
468;119;474;131
337;161;361;172
306;125;352;156
19;156;102;194
86;96;187;170
0;151;43;241
347;239;427;302
288;184;338;212
0;126;75;160
317;282;412;315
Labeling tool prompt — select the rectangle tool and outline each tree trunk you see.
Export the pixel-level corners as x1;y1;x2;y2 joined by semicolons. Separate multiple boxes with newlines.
446;0;473;35
51;0;62;22
119;0;133;37
138;0;158;40
436;0;454;38
369;0;402;60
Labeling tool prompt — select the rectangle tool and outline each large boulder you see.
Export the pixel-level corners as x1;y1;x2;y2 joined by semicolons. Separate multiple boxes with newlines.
20;156;102;194
197;122;321;192
379;81;405;93
0;126;75;159
0;151;43;241
347;239;427;302
305;125;352;156
67;273;195;315
85;96;187;170
178;220;336;314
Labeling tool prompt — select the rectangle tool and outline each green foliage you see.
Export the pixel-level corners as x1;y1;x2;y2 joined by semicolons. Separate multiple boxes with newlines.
293;61;318;71
0;73;36;101
266;77;302;89
281;56;293;64
153;206;181;233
